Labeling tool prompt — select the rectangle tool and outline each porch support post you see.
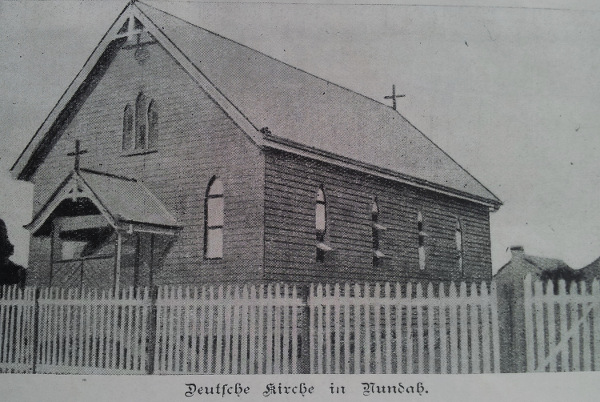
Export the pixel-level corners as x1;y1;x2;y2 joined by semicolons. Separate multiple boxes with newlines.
114;231;122;293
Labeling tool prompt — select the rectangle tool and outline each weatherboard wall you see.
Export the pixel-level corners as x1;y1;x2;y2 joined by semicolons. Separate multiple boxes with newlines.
26;39;265;286
263;149;493;283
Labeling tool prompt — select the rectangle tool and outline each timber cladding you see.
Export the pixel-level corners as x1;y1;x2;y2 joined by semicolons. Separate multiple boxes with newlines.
24;36;492;288
264;149;492;283
27;41;265;286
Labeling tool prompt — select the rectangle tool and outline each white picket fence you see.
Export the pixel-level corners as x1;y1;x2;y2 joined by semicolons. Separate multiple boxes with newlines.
35;287;152;374
0;286;36;373
524;274;600;372
153;284;303;374
309;281;501;373
0;280;500;374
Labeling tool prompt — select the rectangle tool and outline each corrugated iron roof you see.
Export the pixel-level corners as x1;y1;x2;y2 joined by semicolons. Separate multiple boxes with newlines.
26;169;179;234
79;169;178;228
137;2;500;205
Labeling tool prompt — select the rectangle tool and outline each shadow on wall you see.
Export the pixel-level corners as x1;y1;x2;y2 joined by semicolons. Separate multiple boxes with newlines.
0;219;26;287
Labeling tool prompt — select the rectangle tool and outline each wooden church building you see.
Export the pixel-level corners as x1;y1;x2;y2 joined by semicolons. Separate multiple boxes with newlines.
11;1;501;290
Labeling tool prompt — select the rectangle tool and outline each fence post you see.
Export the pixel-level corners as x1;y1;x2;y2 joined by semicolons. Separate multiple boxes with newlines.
298;284;311;374
494;269;531;373
146;286;158;374
31;287;40;374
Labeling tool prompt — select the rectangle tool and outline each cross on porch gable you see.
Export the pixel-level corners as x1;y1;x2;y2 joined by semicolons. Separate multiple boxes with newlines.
384;84;405;111
67;139;88;172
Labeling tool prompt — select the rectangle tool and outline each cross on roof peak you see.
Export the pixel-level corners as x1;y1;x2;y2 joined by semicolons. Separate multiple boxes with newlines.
384;84;405;110
67;140;88;172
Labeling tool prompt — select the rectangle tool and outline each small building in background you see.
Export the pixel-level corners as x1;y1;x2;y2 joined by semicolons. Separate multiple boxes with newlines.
494;245;582;373
580;256;600;282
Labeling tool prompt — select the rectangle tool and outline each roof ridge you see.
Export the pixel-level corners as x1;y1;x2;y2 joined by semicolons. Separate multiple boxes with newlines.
136;1;403;112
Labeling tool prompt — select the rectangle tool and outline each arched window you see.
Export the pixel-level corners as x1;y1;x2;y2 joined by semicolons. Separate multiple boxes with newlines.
147;100;158;149
122;104;133;151
372;198;386;266
205;177;224;259
456;218;464;275
418;211;426;270
316;187;326;238
135;92;147;149
315;187;328;262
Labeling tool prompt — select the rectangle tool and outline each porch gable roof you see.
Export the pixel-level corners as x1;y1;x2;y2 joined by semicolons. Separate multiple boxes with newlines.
26;169;180;236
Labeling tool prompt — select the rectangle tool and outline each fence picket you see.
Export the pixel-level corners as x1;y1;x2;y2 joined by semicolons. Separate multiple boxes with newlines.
333;283;341;374
385;282;392;374
273;283;281;374
353;283;361;374
291;285;298;374
406;282;413;374
427;282;435;374
374;283;382;374
257;284;265;374
438;283;448;374
458;282;468;373
593;280;600;371
364;283;371;374
569;281;581;372
480;282;491;373
557;280;569;371
248;286;257;374
546;281;557;372
241;285;249;375
469;283;480;374
266;284;274;374
448;282;459;374
395;283;403;374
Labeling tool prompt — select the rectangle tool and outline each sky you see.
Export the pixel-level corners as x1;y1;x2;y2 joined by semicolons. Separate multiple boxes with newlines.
0;0;599;273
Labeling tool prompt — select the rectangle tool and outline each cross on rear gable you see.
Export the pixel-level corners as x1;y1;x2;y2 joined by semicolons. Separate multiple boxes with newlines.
67;140;88;172
384;85;405;110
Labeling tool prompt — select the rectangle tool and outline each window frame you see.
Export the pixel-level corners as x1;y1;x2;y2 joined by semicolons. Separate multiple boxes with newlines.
204;177;224;260
315;187;328;262
372;197;387;266
456;217;464;275
122;93;158;155
122;104;134;151
418;211;426;270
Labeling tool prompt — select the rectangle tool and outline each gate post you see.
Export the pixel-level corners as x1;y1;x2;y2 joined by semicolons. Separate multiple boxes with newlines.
146;286;158;374
495;272;530;373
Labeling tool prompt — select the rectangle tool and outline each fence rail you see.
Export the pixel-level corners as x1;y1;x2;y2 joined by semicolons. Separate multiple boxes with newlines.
0;280;499;374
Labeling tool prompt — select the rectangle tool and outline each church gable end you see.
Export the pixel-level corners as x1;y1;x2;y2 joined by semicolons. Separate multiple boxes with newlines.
25;12;265;287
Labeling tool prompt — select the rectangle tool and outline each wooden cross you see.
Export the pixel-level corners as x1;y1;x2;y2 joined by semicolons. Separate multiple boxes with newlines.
384;84;405;110
67;140;88;172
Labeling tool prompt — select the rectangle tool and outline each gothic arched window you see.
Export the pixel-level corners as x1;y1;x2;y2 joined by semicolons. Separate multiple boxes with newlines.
147;100;158;149
315;187;329;262
122;104;133;151
372;197;386;266
135;92;147;149
456;218;464;275
418;211;426;270
205;177;224;259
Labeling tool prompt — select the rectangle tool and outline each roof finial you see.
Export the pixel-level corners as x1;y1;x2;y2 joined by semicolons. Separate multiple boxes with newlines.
384;84;405;111
67;139;88;172
129;0;137;5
